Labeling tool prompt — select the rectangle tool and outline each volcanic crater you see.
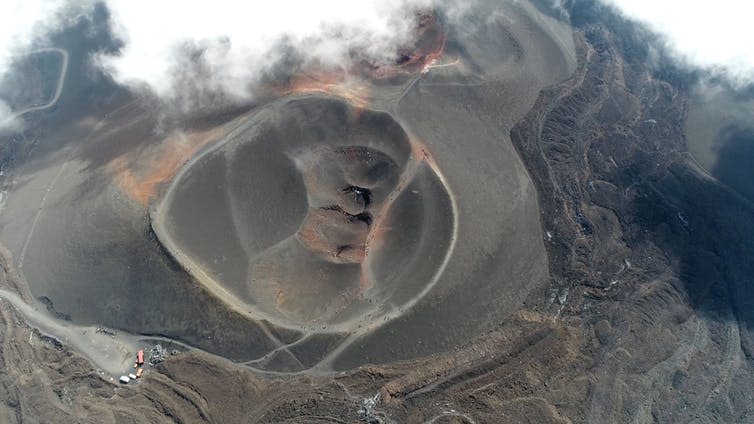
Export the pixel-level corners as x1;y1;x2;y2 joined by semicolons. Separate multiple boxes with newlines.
153;96;456;329
1;0;573;373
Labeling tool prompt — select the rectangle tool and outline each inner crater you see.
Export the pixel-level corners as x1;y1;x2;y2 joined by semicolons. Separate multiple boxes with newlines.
295;146;399;264
154;96;454;328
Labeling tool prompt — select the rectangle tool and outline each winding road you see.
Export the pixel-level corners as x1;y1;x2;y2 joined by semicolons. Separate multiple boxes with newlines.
0;287;139;376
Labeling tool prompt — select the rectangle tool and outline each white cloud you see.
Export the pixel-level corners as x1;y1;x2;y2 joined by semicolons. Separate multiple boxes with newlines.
1;0;754;120
97;0;442;110
602;0;754;86
0;0;66;72
0;0;456;118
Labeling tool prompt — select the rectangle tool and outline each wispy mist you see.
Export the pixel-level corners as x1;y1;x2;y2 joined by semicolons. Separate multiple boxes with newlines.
0;0;98;129
99;0;450;111
600;0;754;87
1;0;753;128
0;0;65;129
0;0;466;124
0;100;19;133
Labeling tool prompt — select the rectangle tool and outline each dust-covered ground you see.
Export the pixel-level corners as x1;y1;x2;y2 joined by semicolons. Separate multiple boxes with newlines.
1;0;754;423
0;0;574;374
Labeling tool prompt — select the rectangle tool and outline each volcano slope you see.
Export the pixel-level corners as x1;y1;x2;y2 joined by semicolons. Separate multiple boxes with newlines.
0;0;575;375
3;1;754;423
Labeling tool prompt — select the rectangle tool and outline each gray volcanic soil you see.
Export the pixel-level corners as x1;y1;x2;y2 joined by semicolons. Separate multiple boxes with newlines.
3;1;754;423
0;0;576;373
331;0;577;368
151;0;576;370
0;18;299;362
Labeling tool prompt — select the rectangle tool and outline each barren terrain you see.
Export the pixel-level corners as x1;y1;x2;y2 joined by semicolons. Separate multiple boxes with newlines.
0;1;753;423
